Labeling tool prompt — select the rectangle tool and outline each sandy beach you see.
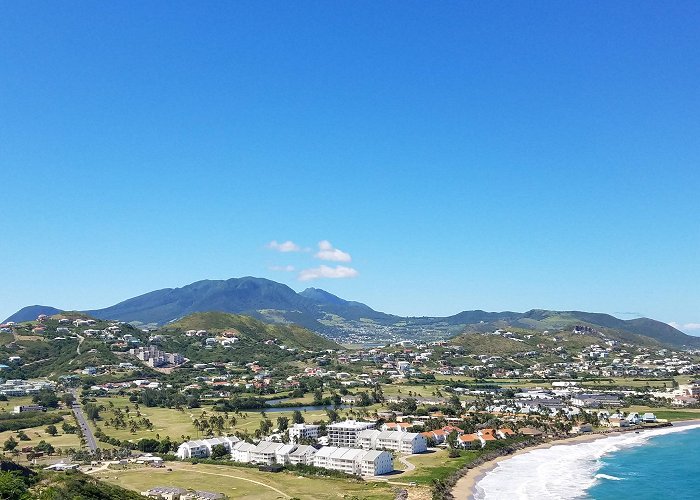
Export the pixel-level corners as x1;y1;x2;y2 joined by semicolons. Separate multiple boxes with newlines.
450;419;700;500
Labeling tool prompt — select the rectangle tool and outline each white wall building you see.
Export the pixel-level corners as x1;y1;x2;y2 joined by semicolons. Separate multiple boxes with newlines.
176;436;239;459
288;423;320;443
357;430;427;454
359;450;393;476
327;420;375;448
249;441;286;465
287;445;317;465
231;441;255;463
312;446;393;476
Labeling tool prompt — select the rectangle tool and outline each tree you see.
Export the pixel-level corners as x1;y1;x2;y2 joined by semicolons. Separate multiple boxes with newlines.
85;403;100;421
292;410;305;424
62;422;78;434
211;444;228;459
259;419;273;435
61;393;76;406
46;424;58;436
3;437;17;451
446;430;459;449
325;408;340;423
32;389;59;408
35;440;55;455
16;431;30;442
0;471;27;499
276;416;289;433
136;438;159;453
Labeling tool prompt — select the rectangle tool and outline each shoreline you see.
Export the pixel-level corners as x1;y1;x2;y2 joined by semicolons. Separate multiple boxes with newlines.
451;419;700;500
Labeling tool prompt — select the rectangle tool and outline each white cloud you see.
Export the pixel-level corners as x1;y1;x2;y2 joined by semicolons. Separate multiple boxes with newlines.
269;265;295;272
314;240;352;262
298;265;359;281
266;240;301;253
669;321;700;332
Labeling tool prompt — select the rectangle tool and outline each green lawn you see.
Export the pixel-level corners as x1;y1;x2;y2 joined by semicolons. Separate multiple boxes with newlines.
92;397;200;442
94;462;395;499
379;383;442;399
622;406;700;421
0;415;81;463
93;396;360;443
400;448;482;485
0;396;38;413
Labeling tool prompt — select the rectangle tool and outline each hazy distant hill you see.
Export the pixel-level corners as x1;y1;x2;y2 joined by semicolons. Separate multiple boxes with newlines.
6;276;699;348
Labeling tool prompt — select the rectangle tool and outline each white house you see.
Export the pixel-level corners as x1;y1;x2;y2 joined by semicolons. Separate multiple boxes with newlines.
288;423;320;443
287;445;317;465
359;450;393;476
275;444;297;465
231;441;255;463
642;412;657;423
249;441;285;465
312;446;393;476
328;447;366;475
357;430;427;454
327;420;375;448
176;437;239;459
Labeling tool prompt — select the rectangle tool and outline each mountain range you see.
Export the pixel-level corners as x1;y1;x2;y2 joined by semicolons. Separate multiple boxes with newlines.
5;276;699;348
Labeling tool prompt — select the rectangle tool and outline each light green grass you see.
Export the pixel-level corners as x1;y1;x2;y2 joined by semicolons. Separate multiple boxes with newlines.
94;462;395;499
400;448;481;485
94;396;359;443
623;406;700;421
0;415;81;463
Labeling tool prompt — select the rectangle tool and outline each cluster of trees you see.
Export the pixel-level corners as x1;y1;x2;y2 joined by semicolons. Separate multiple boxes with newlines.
213;396;267;412
134;437;177;454
3;436;56;456
102;405;154;434
0;412;62;433
193;411;236;436
31;389;59;408
137;388;200;409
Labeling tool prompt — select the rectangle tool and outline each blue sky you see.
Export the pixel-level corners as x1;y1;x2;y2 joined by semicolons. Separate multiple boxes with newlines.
1;2;699;332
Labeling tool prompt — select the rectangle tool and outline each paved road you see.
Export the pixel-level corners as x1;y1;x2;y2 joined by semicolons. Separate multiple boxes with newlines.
70;389;98;452
397;454;416;472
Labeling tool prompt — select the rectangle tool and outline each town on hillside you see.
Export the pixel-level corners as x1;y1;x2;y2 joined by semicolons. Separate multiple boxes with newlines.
1;312;699;499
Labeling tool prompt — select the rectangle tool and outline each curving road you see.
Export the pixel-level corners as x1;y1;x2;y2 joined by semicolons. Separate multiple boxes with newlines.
397;455;416;472
70;389;98;452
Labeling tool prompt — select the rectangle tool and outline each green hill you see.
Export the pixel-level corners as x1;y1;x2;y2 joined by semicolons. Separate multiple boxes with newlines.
164;312;340;351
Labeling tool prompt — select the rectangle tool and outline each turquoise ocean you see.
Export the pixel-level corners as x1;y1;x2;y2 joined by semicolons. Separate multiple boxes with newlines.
473;421;700;499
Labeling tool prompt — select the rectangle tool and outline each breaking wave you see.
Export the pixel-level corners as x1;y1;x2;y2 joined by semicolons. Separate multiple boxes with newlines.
472;422;700;499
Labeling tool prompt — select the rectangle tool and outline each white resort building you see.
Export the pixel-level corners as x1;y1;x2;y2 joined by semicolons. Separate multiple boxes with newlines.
356;429;428;454
176;437;239;460
326;420;376;447
288;423;320;443
176;432;394;476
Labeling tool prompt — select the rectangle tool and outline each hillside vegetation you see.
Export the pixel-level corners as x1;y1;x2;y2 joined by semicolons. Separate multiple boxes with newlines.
164;312;339;350
5;276;698;348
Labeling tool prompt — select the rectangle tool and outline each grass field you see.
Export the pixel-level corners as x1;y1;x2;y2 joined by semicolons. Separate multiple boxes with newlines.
400;448;481;485
0;396;37;413
93;397;199;442
379;383;443;399
93;396;359;442
0;415;81;463
94;462;396;499
622;406;700;421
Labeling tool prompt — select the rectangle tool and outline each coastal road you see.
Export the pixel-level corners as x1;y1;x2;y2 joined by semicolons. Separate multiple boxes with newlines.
70;389;98;452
